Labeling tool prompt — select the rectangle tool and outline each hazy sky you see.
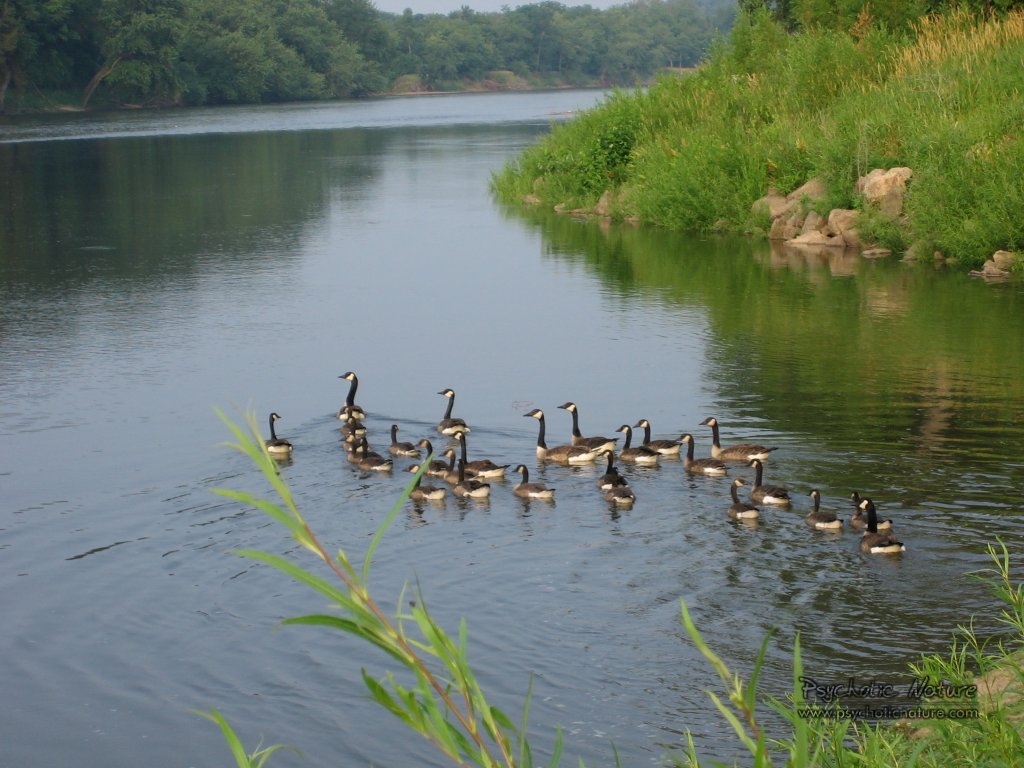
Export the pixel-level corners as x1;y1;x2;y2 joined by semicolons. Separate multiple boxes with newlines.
373;0;627;16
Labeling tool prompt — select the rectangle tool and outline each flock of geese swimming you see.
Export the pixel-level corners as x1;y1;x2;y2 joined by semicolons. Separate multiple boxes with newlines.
263;372;906;556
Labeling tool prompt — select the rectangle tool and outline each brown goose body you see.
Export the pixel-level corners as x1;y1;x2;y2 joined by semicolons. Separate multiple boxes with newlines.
603;483;636;505
513;464;556;499
453;432;508;479
265;412;293;457
849;495;892;530
340;416;367;445
700;417;777;461
524;409;598;464
727;478;760;519
354;437;392;472
633;419;683;455
416;439;451;477
748;459;791;505
679;433;727;475
596;450;629;490
436;388;470;435
558;402;618;453
806;490;842;530
858;499;905;554
453;459;491;499
616;424;660;465
389;424;421;457
405;465;447;501
440;449;462;485
337;371;366;421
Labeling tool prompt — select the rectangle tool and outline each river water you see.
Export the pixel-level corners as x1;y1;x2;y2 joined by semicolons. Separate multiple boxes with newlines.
2;90;1023;768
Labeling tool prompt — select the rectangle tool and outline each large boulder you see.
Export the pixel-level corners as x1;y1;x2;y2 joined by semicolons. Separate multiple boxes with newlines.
992;250;1019;271
754;178;828;222
856;167;913;219
786;177;828;205
768;216;789;240
826;209;860;248
800;210;823;235
593;190;613;217
787;230;845;248
752;190;790;220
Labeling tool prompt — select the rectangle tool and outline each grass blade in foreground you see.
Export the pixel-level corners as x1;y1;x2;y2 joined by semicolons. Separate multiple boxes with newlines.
203;409;564;768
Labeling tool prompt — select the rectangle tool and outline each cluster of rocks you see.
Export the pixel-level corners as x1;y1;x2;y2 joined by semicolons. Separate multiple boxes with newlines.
969;250;1020;280
751;168;912;258
752;167;1020;278
531;164;1019;278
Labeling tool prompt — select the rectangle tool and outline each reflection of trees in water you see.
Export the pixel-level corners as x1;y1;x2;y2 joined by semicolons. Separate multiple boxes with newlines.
0;129;386;288
502;205;1024;476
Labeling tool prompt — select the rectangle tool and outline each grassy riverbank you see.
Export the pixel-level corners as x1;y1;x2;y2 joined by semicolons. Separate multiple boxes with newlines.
491;8;1024;269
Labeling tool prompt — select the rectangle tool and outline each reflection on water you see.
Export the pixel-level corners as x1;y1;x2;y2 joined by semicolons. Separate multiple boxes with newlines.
2;91;1024;768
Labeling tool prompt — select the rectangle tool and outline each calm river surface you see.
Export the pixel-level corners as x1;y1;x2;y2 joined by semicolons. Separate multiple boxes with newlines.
2;90;1024;768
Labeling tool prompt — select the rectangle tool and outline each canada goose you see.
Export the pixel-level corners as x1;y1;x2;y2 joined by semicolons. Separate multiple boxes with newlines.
523;409;598;464
453;459;490;499
858;499;905;554
405;465;446;501
679;433;727;475
558;402;618;452
633;419;683;455
436;388;470;435
513;464;556;499
339;416;367;445
596;450;629;490
337;371;366;421
748;459;791;505
603;484;636;505
346;439;364;464
388;424;421;457
440;449;462;485
354;437;392;472
700;417;777;461
615;424;660;465
265;412;293;456
806;490;842;530
453;431;508;479
850;497;893;530
416;439;450;477
727;478;760;519
850;491;864;506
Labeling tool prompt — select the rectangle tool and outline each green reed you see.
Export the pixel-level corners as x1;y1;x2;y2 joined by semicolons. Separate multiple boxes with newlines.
200;408;570;768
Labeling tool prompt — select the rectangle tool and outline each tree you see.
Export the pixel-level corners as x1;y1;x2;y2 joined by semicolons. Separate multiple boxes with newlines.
174;0;376;104
323;0;393;63
82;0;186;108
0;0;76;112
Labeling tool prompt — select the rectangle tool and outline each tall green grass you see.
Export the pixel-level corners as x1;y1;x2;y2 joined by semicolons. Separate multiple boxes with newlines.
202;411;1024;767
492;8;1024;268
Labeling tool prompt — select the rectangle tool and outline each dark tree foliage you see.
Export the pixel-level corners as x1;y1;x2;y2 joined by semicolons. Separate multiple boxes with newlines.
1;0;725;108
4;0;1020;110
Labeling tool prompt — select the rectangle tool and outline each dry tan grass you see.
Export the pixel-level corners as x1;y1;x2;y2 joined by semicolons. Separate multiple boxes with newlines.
975;651;1024;715
893;8;1024;77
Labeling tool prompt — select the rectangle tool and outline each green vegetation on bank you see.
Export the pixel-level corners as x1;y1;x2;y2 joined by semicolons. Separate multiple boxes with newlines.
206;410;1024;767
492;4;1024;268
0;0;732;112
671;541;1024;767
